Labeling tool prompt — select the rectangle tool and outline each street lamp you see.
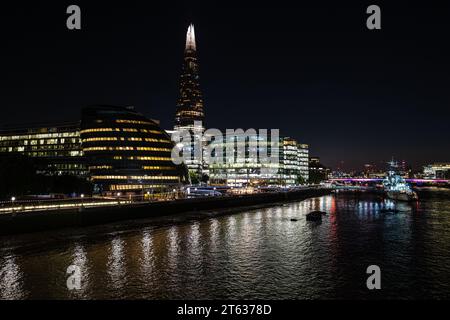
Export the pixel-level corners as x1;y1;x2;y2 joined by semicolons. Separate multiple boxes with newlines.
173;189;177;200
11;196;16;214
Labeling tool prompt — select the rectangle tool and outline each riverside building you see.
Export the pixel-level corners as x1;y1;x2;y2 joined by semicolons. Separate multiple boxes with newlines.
208;133;308;187
81;105;189;194
423;163;450;179
282;138;301;185
0;122;87;176
298;143;309;182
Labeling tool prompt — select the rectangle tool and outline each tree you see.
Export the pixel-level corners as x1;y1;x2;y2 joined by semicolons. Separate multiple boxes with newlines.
0;154;93;199
296;175;306;186
0;154;39;198
51;175;93;195
189;171;200;185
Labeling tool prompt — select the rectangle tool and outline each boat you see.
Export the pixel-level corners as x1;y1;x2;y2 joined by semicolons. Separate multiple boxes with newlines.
383;160;418;202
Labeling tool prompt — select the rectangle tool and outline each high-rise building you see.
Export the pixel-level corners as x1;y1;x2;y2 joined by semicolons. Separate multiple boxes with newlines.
297;144;309;182
282;139;309;185
174;24;205;132
282;138;301;185
173;24;206;176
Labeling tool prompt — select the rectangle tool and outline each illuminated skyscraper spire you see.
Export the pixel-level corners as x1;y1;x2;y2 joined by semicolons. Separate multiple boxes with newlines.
175;23;205;131
174;23;205;176
185;24;196;51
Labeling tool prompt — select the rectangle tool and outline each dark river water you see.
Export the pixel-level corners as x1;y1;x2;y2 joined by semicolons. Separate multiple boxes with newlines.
1;190;450;300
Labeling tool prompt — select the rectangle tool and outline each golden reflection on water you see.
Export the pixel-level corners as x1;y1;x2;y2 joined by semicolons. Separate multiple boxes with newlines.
140;230;154;276
1;193;449;299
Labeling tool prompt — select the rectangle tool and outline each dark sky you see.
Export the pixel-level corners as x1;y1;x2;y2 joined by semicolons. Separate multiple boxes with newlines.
1;1;449;171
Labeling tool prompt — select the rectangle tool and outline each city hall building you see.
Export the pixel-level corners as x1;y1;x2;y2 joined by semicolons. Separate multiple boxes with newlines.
81;105;189;193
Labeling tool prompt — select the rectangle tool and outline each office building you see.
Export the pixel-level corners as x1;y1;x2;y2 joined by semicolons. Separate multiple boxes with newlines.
298;143;309;182
208;133;308;187
0;122;87;176
282;138;301;185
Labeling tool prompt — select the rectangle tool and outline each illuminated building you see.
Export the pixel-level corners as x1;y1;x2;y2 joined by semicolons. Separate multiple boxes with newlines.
298;143;309;182
0;122;87;176
423;163;450;179
282;139;309;185
208;133;308;187
174;24;205;132
208;132;282;187
282;138;301;185
81;105;188;194
173;24;206;175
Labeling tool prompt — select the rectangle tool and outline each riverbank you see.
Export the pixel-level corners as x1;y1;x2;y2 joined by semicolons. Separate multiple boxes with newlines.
0;188;331;235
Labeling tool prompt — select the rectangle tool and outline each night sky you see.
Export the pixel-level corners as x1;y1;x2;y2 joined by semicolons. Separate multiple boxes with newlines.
1;1;449;171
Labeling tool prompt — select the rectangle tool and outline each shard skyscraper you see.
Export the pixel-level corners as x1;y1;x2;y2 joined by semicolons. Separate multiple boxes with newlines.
174;24;205;132
174;24;206;177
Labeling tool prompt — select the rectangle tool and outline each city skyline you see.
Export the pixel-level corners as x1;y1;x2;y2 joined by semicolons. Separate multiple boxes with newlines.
1;2;449;170
1;2;450;304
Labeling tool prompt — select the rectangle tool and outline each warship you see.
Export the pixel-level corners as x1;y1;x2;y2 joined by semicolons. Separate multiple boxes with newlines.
383;160;418;201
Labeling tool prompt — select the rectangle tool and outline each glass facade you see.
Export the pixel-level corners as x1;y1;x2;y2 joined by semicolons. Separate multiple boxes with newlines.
208;134;308;187
81;105;189;193
282;138;301;185
0;122;87;176
298;143;309;182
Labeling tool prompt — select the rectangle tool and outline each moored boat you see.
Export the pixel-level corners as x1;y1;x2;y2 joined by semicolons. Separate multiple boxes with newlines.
383;160;418;202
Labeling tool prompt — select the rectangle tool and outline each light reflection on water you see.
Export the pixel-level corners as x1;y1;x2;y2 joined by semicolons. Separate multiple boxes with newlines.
107;237;126;296
67;243;90;299
0;255;24;300
1;192;450;299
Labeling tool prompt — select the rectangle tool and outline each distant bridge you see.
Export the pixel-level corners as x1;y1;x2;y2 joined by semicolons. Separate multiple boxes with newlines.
330;178;449;184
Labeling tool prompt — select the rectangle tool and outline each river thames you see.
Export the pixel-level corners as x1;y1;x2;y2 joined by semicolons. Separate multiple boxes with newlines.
1;190;450;300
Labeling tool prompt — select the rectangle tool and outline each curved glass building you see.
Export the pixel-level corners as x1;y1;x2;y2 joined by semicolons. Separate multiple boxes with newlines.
81;106;188;194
